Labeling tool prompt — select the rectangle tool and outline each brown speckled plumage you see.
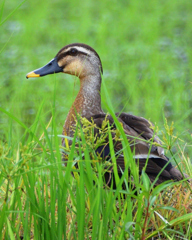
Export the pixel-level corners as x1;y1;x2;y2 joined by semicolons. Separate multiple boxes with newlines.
26;43;190;185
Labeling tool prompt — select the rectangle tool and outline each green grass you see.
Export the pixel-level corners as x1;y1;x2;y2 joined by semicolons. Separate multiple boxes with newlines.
0;0;192;239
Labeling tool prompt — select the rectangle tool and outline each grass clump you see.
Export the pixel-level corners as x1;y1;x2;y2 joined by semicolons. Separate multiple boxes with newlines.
1;0;192;239
0;108;191;239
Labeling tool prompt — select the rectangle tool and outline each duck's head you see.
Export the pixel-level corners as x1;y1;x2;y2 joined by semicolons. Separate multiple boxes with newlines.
26;43;103;79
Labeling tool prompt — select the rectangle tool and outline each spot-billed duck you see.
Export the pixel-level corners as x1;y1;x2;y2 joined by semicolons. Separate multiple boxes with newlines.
26;43;189;185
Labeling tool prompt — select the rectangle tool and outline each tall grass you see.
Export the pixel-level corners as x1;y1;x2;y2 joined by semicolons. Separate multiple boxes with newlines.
0;99;191;239
0;0;192;239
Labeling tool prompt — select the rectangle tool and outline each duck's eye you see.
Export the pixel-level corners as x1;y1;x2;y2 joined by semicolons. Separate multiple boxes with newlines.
69;48;78;56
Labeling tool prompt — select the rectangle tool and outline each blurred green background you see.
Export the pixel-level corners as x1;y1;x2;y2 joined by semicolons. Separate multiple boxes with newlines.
1;0;192;156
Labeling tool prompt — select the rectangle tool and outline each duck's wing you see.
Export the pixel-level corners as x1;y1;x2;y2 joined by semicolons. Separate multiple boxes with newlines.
116;112;166;158
88;113;186;184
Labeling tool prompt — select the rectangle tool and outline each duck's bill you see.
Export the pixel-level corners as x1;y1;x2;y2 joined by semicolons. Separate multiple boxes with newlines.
26;58;63;78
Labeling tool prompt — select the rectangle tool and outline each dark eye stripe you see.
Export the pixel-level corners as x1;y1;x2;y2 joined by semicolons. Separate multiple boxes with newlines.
70;48;78;55
57;49;89;61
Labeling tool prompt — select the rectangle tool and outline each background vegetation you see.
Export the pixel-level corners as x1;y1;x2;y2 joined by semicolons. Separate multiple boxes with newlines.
0;0;192;239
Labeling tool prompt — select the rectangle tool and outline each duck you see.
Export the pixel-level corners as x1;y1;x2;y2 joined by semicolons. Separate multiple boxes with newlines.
26;43;189;185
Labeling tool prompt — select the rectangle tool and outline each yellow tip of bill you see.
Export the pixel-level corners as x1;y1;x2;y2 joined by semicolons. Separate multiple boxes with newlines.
26;71;40;78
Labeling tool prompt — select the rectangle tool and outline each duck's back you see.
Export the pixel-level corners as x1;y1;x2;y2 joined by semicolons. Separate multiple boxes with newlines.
87;113;186;185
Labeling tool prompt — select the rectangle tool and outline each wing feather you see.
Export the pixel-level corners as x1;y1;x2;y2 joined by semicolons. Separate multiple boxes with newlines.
87;113;186;184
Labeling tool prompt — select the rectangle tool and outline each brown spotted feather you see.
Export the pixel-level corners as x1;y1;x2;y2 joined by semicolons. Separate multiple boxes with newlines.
26;43;189;186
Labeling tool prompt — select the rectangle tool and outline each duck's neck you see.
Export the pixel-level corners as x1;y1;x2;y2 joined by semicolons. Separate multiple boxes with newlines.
63;74;103;136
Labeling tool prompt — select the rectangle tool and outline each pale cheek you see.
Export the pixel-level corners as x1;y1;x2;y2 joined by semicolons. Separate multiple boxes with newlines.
65;66;78;75
64;60;85;76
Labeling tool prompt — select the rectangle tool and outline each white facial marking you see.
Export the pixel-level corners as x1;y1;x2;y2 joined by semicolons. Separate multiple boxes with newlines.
64;46;91;55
